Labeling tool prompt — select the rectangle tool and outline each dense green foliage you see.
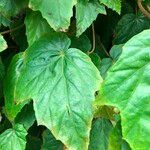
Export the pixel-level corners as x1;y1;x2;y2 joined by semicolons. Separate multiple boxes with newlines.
0;0;150;150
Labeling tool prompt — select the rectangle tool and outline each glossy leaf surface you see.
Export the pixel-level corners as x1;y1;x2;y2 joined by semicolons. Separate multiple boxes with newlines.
89;118;113;150
29;0;76;31
0;124;27;150
11;33;102;149
96;30;150;149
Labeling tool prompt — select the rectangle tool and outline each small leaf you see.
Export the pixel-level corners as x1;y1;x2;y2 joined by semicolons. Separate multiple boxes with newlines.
89;53;101;69
76;0;106;36
29;0;76;31
99;0;121;14
96;29;150;149
0;14;10;27
100;58;113;79
15;102;35;130
42;129;63;150
0;35;7;52
89;118;113;150
113;13;150;44
100;44;123;79
25;10;54;46
12;33;102;149
0;124;27;150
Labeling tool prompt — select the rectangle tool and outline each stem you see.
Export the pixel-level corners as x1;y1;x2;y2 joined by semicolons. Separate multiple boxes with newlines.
0;24;24;35
88;23;95;54
137;0;150;19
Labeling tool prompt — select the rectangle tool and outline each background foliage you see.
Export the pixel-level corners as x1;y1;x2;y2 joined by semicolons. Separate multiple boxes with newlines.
0;0;150;150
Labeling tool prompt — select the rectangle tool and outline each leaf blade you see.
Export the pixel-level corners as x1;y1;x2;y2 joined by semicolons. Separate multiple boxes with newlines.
12;33;102;149
96;29;150;149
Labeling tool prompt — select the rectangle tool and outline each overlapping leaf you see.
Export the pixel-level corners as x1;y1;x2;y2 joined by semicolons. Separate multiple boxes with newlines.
25;10;53;46
96;30;150;149
76;0;106;36
0;0;29;27
15;102;35;130
99;0;121;14
108;121;131;150
113;13;150;44
100;44;123;79
0;124;27;150
89;118;113;150
29;0;76;31
42;129;63;150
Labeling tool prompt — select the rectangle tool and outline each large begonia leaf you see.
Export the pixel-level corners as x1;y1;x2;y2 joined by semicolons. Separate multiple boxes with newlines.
8;33;102;149
96;30;150;149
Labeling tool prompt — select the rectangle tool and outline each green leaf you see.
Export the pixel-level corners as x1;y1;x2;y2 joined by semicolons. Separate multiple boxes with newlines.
113;13;150;44
108;121;131;150
96;29;150;149
100;58;113;79
42;129;63;150
100;44;123;79
0;35;7;52
76;0;106;36
25;10;54;46
11;33;102;149
15;102;35;130
0;124;27;150
0;0;18;19
4;53;30;121
29;0;76;31
109;44;123;61
89;118;113;150
99;0;121;14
